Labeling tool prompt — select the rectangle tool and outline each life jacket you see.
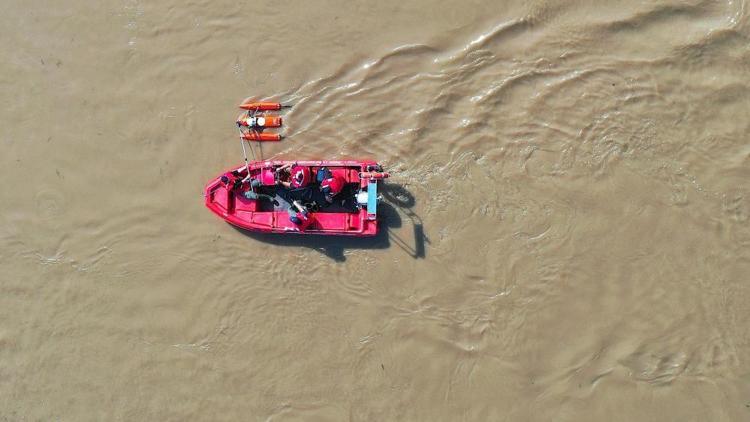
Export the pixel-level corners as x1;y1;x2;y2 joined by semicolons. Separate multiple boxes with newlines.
293;211;313;230
290;165;311;188
321;174;345;197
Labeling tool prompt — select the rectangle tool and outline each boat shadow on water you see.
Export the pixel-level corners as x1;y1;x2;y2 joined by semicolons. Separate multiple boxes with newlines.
232;183;428;262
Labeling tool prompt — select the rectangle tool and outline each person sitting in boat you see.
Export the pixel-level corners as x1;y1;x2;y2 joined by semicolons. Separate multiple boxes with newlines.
276;162;312;189
220;171;243;191
316;167;346;203
242;179;278;204
288;200;313;230
222;174;277;203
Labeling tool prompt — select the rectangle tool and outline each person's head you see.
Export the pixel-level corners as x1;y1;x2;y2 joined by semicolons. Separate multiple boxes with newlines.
316;167;332;184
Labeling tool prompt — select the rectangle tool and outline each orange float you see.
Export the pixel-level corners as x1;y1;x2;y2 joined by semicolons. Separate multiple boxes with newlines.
238;102;290;111
241;131;282;142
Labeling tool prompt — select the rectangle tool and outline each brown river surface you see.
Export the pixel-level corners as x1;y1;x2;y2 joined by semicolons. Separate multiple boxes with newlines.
2;0;750;420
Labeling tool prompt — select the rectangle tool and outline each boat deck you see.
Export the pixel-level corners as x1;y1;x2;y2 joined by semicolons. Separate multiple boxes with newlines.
255;184;360;214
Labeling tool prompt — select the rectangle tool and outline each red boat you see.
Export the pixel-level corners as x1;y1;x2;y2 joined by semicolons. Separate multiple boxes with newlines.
204;160;389;236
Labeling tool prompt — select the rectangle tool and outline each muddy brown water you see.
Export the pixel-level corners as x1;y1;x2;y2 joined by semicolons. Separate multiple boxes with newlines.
2;0;750;420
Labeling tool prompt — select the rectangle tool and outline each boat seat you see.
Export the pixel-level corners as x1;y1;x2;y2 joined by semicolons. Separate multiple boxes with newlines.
234;193;259;212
